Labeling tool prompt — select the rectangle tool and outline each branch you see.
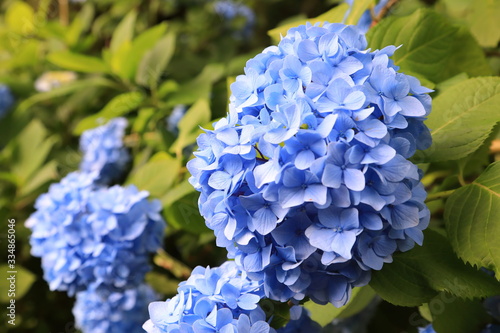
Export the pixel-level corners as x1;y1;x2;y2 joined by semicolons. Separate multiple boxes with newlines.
370;0;400;27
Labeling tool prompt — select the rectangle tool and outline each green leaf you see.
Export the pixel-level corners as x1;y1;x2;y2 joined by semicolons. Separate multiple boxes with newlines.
430;294;491;333
161;179;196;207
445;161;500;280
145;272;180;296
132;107;156;134
0;265;36;302
466;0;500;48
370;229;500;306
5;1;35;35
304;286;376;326
47;51;109;73
367;9;491;84
73;91;144;134
121;23;168;81
18;160;58;197
127;152;180;198
109;10;137;54
415;77;500;162
345;0;375;25
163;192;210;234
166;63;224;106
11;120;56;186
65;3;94;46
135;33;176;87
268;4;349;43
171;98;211;156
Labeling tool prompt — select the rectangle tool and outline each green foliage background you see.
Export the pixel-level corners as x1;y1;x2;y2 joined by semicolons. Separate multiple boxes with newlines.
0;0;499;332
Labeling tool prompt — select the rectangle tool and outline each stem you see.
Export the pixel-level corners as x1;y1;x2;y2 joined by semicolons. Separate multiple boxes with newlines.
425;189;456;202
370;0;400;27
59;0;69;26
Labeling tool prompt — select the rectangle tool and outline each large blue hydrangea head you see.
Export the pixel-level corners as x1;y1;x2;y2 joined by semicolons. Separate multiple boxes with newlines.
187;22;431;306
79;117;130;184
0;84;14;119
73;283;158;333
26;172;165;296
144;261;274;333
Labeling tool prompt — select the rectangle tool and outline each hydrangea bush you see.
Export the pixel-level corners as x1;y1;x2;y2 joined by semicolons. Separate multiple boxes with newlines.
187;22;431;306
4;0;499;331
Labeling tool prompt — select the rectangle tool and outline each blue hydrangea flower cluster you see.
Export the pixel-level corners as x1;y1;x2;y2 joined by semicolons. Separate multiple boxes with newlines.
144;261;277;333
74;283;158;333
0;84;14;119
79;117;130;183
26;171;165;296
344;0;389;33
187;22;431;306
213;0;255;38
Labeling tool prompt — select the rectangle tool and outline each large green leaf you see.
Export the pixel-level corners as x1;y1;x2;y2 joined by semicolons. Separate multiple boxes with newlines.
47;51;109;73
415;77;500;162
367;9;491;84
65;3;95;46
445;161;500;280
5;1;35;35
430;294;491;333
73;91;144;134
121;23;168;81
127;152;180;198
163;192;210;234
466;0;500;48
135;33;176;88
370;229;500;306
109;10;137;54
267;4;349;43
304;286;376;326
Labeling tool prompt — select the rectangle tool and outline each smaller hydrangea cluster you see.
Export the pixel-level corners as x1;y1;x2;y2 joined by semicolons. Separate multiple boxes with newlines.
74;283;158;333
144;261;274;333
188;22;431;306
79;117;130;183
0;84;14;119
167;105;187;134
26;172;165;296
213;0;255;38
276;306;321;333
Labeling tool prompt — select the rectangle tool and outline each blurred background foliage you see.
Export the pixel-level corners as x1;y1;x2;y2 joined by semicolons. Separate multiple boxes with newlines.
0;0;499;332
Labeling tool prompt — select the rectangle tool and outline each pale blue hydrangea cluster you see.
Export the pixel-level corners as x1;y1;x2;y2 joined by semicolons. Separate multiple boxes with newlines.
167;105;187;134
74;284;158;333
277;306;321;333
419;325;435;333
187;22;431;306
0;84;14;118
26;172;165;296
213;0;255;38
79;117;130;183
144;261;273;333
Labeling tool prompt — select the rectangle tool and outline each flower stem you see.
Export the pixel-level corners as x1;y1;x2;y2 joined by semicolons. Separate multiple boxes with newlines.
59;0;69;26
370;0;400;27
425;189;456;202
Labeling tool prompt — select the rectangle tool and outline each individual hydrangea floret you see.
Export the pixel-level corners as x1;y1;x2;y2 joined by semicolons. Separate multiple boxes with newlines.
187;22;431;306
0;84;14;119
73;283;158;333
419;324;436;333
143;261;273;332
26;172;165;296
79;117;130;184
